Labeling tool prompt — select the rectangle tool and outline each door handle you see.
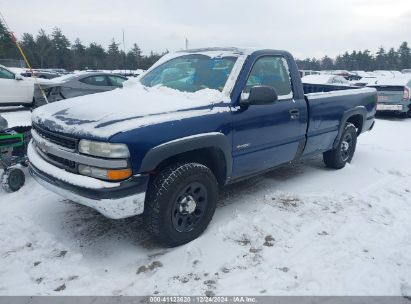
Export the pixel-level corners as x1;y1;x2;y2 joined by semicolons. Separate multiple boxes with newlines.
289;109;300;120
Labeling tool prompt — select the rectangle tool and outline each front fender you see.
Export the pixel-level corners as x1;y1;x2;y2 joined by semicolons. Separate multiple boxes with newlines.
139;132;232;179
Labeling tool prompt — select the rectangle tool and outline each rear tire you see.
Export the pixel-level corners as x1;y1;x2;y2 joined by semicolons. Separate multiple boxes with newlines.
1;168;25;192
143;162;218;247
323;123;357;169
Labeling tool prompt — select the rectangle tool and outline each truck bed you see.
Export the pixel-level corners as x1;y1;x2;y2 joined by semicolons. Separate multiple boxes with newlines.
303;83;360;94
302;87;377;157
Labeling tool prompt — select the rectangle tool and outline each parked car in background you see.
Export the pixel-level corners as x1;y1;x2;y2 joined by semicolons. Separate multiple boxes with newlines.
21;70;60;79
373;70;402;78
35;72;128;106
8;67;62;80
402;69;411;74
350;71;378;87
0;64;34;107
302;74;351;86
134;69;146;77
299;70;321;77
319;70;359;81
368;76;411;117
111;70;139;77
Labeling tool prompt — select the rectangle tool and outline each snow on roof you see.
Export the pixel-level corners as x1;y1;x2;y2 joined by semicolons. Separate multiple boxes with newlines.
47;71;103;83
177;47;257;56
301;74;334;84
370;76;411;87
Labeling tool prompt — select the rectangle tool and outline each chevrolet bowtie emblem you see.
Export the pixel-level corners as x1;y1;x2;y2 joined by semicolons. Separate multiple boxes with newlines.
38;141;48;153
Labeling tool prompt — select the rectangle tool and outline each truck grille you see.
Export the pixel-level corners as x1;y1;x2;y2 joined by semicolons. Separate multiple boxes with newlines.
33;124;77;150
46;153;76;169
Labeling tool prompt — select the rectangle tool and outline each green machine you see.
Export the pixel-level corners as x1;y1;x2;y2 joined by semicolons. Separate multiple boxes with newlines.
0;115;31;192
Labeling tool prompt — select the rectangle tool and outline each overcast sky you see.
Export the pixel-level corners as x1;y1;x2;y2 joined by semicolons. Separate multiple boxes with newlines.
1;0;410;58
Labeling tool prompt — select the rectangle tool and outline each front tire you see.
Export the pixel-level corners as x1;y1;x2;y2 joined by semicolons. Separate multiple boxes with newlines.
143;162;218;247
323;123;357;169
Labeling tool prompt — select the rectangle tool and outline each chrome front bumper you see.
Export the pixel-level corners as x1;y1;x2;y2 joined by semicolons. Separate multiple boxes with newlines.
28;140;149;219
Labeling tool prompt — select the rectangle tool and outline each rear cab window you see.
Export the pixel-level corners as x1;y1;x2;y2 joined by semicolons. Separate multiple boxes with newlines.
244;56;293;100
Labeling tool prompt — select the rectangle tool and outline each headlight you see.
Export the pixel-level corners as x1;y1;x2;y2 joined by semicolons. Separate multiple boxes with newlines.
79;140;130;158
78;164;132;181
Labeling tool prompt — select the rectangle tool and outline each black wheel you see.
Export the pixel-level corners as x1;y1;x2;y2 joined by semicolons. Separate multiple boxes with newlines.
144;162;218;247
323;123;357;169
1;168;25;192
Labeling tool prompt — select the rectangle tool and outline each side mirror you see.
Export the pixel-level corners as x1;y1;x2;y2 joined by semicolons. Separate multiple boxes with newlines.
15;75;23;81
240;85;278;107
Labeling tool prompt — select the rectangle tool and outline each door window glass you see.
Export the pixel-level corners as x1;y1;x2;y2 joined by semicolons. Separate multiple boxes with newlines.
245;56;293;99
80;75;109;86
0;67;15;79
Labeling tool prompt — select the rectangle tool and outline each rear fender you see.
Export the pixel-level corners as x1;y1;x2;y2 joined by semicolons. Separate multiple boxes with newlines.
333;106;366;149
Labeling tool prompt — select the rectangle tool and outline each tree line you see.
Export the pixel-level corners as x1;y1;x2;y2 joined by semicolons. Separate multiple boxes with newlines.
1;20;410;72
0;20;167;71
296;42;411;71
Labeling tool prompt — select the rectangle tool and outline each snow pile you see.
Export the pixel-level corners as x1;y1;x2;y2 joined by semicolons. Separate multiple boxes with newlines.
32;83;228;138
0;110;32;127
1;114;411;296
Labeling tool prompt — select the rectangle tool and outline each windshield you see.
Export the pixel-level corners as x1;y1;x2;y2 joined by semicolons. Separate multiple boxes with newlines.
140;54;237;92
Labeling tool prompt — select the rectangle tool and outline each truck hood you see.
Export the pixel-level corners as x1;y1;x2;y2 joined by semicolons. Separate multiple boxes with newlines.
32;81;228;139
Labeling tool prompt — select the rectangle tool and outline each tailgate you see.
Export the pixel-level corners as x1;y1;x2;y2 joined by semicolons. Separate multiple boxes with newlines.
372;86;404;103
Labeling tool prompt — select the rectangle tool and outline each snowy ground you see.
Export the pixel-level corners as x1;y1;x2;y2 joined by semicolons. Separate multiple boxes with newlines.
0;110;410;296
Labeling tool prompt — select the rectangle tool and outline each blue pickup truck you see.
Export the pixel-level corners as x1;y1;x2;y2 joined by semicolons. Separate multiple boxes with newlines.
28;48;377;246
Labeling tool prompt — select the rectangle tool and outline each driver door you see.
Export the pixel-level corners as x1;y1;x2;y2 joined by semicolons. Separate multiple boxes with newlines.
231;55;307;179
0;67;31;104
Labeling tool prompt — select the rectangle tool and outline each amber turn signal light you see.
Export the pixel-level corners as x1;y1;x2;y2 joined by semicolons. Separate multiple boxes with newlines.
107;168;132;181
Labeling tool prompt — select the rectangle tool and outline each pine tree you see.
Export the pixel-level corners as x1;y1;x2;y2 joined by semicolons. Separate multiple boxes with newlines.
20;33;38;67
85;42;106;69
71;38;86;70
320;56;334;70
35;29;52;68
386;48;399;70
50;27;71;69
375;47;387;70
106;39;121;69
398;42;411;70
0;20;18;59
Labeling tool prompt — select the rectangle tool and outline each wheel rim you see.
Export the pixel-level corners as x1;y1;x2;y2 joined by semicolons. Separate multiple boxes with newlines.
9;170;23;190
340;133;353;162
172;181;208;233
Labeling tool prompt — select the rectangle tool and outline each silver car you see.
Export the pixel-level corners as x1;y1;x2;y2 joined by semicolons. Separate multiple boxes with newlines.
35;72;127;106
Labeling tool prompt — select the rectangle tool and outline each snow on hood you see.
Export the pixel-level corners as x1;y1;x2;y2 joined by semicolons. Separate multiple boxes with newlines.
32;82;228;139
